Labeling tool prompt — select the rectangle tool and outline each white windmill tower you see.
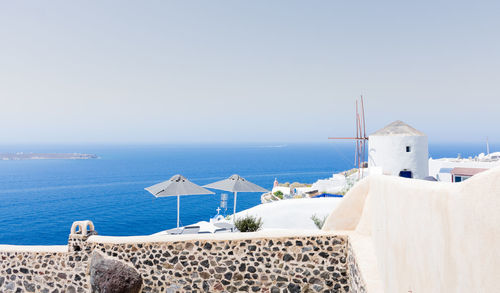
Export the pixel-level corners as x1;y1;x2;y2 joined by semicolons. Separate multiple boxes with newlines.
368;120;429;179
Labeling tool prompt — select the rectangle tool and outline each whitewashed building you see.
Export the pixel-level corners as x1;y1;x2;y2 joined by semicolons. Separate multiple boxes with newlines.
429;152;500;182
368;120;429;179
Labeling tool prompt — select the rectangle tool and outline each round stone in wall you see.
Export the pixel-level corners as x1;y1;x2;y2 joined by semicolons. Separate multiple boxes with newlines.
90;252;142;293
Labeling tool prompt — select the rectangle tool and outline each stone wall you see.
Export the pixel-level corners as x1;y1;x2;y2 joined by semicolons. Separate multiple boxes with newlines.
0;249;88;293
347;240;366;293
91;235;350;293
0;225;367;292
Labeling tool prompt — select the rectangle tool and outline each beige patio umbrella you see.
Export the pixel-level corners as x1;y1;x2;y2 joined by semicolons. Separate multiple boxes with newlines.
145;174;214;228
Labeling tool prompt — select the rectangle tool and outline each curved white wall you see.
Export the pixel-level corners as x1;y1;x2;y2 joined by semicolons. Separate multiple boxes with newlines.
368;135;428;179
323;167;500;292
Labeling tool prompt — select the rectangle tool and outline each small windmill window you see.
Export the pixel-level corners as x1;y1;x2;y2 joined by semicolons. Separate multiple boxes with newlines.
406;146;411;152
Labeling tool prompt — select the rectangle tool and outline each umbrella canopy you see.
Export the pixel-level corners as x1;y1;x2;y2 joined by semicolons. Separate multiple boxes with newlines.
204;174;268;222
145;174;214;228
203;174;268;193
145;174;214;197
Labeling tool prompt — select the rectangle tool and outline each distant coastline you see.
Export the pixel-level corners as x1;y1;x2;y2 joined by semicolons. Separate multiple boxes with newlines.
0;153;98;160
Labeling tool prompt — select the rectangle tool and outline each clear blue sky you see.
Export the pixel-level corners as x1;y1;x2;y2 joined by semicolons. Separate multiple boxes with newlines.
0;1;498;144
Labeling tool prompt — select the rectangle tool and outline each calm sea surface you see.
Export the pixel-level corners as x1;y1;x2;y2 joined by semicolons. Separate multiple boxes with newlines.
0;143;495;245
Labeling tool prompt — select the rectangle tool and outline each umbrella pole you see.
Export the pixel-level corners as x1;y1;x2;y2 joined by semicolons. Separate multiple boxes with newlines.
233;191;237;223
177;195;180;228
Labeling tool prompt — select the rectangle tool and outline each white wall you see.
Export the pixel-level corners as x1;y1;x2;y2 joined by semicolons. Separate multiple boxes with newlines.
237;198;342;230
311;174;347;194
323;167;500;292
271;186;291;195
368;135;428;179
428;158;500;181
294;187;314;195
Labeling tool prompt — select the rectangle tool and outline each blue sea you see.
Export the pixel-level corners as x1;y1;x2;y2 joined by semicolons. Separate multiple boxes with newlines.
0;143;495;245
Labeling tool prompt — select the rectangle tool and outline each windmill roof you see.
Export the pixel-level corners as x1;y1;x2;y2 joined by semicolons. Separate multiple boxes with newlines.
370;120;426;137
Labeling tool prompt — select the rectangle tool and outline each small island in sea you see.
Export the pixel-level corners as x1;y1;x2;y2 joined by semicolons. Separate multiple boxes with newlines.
0;152;98;160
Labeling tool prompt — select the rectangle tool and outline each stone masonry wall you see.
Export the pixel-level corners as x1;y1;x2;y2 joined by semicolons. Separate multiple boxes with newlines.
91;235;350;292
1;232;367;292
0;250;89;293
347;240;366;293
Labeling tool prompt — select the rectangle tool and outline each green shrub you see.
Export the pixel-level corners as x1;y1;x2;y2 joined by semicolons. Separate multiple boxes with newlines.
273;190;284;199
234;215;263;232
311;214;328;230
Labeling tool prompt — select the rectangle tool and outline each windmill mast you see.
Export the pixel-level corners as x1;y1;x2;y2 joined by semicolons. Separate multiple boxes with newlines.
328;96;368;177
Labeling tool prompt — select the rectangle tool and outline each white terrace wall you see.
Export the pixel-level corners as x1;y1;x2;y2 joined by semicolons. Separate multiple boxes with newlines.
0;229;367;293
323;166;500;292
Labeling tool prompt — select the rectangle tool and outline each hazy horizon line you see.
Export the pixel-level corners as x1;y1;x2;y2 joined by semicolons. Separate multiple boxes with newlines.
0;140;497;147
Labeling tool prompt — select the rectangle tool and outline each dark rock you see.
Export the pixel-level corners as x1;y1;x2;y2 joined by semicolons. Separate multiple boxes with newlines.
203;242;213;250
0;276;4;287
238;263;246;272
200;260;210;268
277;276;288;282
319;252;329;258
24;280;36;292
169;256;178;264
20;268;29;274
247;266;256;273
57;272;67;279
283;254;294;262
224;272;233;280
90;252;142;293
287;283;301;293
202;281;210;292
